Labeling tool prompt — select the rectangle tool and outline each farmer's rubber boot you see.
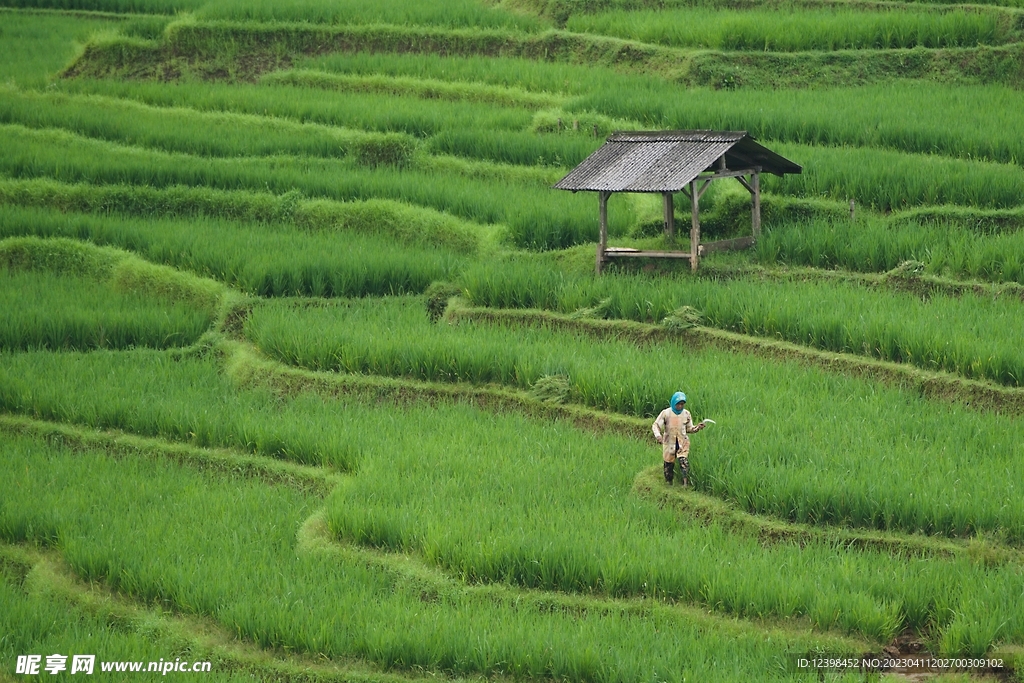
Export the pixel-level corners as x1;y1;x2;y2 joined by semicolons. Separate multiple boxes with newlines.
663;461;674;484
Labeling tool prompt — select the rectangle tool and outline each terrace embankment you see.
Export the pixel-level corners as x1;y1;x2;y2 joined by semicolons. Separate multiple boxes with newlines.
0;235;227;350
0;177;485;255
632;466;1024;566
1;415;887;681
62;19;1024;88
446;301;1024;415
7;4;1024;672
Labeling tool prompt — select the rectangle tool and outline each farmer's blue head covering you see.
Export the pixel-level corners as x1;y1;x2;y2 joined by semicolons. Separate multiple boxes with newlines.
670;391;687;414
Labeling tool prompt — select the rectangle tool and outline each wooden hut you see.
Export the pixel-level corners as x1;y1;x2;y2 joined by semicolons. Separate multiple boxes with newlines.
553;131;801;274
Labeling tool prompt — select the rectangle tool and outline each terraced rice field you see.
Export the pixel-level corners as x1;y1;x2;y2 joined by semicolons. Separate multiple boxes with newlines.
3;1;1024;680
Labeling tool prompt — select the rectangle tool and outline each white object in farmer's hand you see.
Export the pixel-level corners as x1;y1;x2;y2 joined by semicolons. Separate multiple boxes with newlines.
701;419;716;425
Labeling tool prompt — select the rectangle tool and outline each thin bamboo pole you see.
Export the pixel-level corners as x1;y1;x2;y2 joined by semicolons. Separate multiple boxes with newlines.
752;169;761;239
690;180;700;271
663;192;675;239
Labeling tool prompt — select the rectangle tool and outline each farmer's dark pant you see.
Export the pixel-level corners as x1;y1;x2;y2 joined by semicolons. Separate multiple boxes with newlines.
663;453;689;485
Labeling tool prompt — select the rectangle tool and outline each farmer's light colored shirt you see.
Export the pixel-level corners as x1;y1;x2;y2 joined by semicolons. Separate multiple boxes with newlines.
652;408;697;463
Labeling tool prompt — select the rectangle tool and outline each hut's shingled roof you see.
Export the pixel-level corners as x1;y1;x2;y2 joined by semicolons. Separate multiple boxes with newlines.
554;130;801;193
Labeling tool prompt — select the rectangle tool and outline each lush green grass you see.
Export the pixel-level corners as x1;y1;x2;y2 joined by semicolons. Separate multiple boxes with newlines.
0;235;220;349
264;68;565;108
0;349;365;469
49;83;1024;212
0;177;484;253
68;18;1024;89
425;128;602;168
58;79;537;139
0;10;121;88
0;550;253;682
60;36;1024;163
530;0;1024;20
0;231;219;352
298;49;641;97
0;267;213;351
567;7;1011;50
0;124;628;249
321;398;1024;653
756;216;1024;283
194;0;547;30
297;54;1024;170
570;82;1024;166
6;353;1024;655
7;3;1024;669
0;430;879;682
460;258;1024;386
0;0;203;11
0;205;463;298
895;204;1024;233
53;76;611;168
245;295;1024;541
766;141;1024;211
0;87;420;164
0;233;224;303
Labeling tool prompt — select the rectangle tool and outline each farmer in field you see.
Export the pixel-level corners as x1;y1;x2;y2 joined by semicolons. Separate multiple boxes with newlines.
652;391;705;486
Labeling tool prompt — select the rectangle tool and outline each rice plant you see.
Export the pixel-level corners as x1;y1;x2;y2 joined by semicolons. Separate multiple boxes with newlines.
0;205;463;298
0;0;202;11
459;259;1024;386
0;266;213;350
0;124;628;249
7;2;1024;667
426;128;602;168
4;357;1024;654
0;545;259;682
0;11;122;88
52;77;602;168
755;215;1024;283
765;141;1024;210
58;79;536;139
263;68;564;108
1;431;882;681
66;42;1024;168
243;295;1024;543
567;7;1010;51
298;49;641;98
569;82;1024;166
194;0;547;31
549;0;1024;10
0;350;362;469
0;177;484;253
0;88;420;162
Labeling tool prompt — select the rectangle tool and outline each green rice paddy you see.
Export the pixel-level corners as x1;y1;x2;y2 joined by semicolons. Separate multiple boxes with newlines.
3;4;1024;680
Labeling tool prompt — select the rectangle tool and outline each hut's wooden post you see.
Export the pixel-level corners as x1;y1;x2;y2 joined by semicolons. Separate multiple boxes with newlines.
663;192;675;239
690;180;700;271
596;190;609;275
752;168;761;239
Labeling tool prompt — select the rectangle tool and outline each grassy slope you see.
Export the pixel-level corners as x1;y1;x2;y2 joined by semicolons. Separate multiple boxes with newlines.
0;9;119;87
1;417;880;683
3;4;1024;679
62;18;1024;88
